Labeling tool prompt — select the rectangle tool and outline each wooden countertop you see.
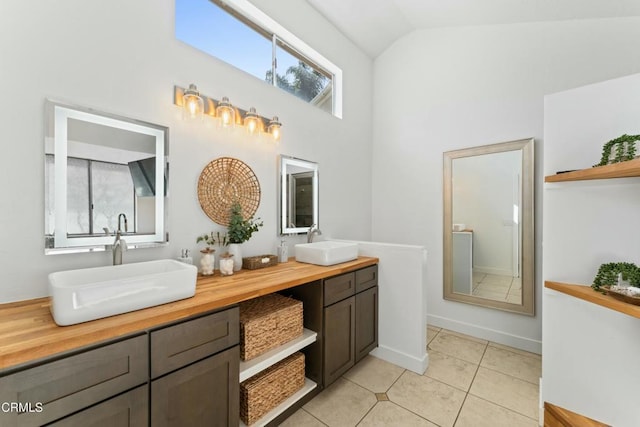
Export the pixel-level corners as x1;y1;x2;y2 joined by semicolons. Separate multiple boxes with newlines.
0;257;377;371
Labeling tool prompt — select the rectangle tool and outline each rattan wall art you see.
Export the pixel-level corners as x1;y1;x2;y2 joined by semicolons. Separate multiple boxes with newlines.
197;157;261;226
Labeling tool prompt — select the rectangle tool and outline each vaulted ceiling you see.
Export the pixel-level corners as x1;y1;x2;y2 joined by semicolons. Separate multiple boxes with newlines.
307;0;640;58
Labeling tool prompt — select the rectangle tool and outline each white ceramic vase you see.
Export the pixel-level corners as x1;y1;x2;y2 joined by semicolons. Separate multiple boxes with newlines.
219;257;234;276
228;243;242;271
199;250;215;275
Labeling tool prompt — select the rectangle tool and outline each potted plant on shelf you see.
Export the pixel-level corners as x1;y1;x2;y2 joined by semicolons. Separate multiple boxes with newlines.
196;231;228;276
227;201;263;271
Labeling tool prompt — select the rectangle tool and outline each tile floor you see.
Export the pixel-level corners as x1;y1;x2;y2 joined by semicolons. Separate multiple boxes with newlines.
472;273;522;304
281;327;541;427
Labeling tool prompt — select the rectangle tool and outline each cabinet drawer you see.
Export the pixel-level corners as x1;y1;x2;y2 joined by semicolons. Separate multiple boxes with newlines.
151;307;239;378
0;334;148;427
324;272;355;306
49;385;148;427
355;265;378;293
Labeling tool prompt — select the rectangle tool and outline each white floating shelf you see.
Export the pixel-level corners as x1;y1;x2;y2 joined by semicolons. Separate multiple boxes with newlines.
239;328;317;382
240;378;317;427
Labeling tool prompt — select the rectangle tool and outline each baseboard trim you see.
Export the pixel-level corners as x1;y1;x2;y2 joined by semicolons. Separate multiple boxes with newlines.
370;345;429;375
427;314;542;354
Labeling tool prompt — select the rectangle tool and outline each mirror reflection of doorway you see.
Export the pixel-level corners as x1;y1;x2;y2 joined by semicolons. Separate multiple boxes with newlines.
289;172;314;227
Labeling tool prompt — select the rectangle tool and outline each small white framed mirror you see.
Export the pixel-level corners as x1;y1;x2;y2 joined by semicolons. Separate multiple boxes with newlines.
279;155;318;235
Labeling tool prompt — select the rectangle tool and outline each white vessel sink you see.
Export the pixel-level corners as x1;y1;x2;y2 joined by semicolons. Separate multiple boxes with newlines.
295;241;358;266
48;259;197;326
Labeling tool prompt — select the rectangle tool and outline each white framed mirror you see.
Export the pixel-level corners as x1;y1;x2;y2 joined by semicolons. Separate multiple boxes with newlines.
443;138;534;315
44;100;169;253
279;155;318;235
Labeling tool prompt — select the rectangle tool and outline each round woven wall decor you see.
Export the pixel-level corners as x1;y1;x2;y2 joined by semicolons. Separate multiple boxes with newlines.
197;157;261;226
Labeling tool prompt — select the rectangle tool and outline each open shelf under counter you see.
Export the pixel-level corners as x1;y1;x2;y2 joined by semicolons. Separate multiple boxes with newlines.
545;281;640;319
239;328;317;382
240;378;317;427
544;158;640;182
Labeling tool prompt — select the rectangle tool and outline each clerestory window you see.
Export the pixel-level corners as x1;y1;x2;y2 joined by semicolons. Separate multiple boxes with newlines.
175;0;342;118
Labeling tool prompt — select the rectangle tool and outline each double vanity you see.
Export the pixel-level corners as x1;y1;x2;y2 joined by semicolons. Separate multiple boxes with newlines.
0;256;378;426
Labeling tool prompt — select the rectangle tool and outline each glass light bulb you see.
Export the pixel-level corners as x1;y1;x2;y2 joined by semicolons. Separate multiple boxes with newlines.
182;84;204;120
268;116;282;141
271;125;280;141
216;97;235;128
244;107;259;135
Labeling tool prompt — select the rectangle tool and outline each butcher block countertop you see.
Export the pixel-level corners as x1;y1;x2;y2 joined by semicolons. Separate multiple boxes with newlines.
0;257;378;371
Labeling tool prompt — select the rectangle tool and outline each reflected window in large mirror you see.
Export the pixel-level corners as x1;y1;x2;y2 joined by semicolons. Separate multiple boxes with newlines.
443;138;534;315
44;100;169;253
279;155;318;235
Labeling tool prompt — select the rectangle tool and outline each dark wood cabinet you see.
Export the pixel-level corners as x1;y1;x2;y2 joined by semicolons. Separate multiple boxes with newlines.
323;296;356;386
49;385;148;427
151;345;240;427
151;307;240;427
0;334;148;427
355;285;378;363
323;265;378;387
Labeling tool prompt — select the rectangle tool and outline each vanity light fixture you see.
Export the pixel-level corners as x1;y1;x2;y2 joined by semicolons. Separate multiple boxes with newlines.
244;107;260;135
182;84;204;120
268;116;282;141
216;96;235;128
173;85;282;140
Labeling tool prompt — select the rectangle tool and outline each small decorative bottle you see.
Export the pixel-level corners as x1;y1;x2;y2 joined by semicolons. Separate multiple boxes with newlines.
200;248;215;276
219;253;234;276
277;240;288;263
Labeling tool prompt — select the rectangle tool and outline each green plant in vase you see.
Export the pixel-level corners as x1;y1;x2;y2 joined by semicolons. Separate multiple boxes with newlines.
592;262;640;292
227;201;263;271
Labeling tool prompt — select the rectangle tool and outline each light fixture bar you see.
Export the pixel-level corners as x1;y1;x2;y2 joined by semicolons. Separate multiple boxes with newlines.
173;85;282;140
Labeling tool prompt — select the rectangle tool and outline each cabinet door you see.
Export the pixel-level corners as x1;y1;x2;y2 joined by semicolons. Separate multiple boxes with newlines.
323;296;355;386
355;286;378;363
48;385;148;427
151;345;240;427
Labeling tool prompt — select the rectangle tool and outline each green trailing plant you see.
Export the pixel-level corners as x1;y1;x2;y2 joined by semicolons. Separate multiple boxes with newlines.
196;231;228;252
592;262;640;291
227;202;263;244
593;134;640;167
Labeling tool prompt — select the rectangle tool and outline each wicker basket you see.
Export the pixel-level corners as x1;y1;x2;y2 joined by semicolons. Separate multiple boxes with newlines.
239;294;303;361
243;255;278;270
240;352;305;425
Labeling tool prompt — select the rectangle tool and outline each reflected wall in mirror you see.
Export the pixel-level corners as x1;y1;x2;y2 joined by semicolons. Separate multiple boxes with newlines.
45;100;169;253
443;138;534;315
279;155;318;235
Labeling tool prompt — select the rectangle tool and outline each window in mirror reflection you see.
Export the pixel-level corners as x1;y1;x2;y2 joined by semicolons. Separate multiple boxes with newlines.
45;155;137;236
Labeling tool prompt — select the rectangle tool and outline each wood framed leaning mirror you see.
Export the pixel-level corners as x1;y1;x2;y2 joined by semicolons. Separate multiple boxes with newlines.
443;138;534;315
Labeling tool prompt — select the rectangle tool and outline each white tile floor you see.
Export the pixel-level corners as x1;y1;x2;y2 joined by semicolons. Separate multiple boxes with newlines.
280;327;541;427
472;273;522;304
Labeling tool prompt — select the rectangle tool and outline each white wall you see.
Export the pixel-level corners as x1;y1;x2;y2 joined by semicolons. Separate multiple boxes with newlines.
0;0;373;303
372;17;640;352
542;73;640;426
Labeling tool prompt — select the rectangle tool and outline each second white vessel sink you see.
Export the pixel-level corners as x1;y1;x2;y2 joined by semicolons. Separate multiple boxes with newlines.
295;241;358;266
49;259;197;326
